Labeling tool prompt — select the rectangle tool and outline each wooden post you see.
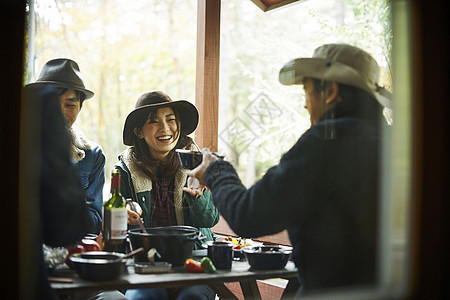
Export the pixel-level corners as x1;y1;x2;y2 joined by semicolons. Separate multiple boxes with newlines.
2;1;26;298
195;0;220;152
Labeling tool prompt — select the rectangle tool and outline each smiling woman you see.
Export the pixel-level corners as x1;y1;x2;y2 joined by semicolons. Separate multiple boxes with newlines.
135;107;180;161
114;90;219;299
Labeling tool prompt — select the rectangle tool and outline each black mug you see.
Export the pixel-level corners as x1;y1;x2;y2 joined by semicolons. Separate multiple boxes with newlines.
207;241;234;270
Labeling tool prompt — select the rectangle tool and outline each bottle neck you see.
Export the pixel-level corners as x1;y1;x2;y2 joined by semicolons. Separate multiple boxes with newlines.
111;174;120;192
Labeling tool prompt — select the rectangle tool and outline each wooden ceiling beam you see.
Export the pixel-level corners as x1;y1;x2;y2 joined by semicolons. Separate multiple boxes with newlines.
250;0;305;12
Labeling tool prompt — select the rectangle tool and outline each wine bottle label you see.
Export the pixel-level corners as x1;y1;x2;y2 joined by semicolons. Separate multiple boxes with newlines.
109;208;127;239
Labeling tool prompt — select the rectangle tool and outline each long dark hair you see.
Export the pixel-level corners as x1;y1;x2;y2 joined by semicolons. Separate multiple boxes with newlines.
130;108;194;181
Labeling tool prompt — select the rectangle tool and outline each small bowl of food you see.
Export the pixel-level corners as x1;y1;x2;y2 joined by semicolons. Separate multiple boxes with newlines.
176;149;203;170
232;245;245;260
242;246;292;270
69;251;126;281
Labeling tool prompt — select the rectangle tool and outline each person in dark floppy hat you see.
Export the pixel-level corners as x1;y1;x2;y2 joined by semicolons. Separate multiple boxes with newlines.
23;77;92;300
115;90;219;300
25;58;105;236
26;58;94;122
187;43;392;297
25;59;131;299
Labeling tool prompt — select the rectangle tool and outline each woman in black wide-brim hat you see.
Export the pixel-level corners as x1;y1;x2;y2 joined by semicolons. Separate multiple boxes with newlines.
115;90;219;300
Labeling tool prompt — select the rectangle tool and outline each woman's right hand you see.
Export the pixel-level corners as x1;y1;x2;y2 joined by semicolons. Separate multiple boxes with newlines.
126;201;143;226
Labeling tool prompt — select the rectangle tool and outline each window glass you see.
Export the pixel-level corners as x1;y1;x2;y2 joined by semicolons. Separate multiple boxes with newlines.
28;0;198;182
218;1;412;296
27;0;412;296
218;0;392;186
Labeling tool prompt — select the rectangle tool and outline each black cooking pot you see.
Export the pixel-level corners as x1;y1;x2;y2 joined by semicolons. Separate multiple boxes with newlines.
69;251;125;281
128;225;204;266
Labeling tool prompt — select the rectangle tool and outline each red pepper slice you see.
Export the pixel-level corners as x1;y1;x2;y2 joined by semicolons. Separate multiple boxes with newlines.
184;258;205;273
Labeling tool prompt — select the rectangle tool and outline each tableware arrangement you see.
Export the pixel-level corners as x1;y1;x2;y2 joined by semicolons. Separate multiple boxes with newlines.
128;225;205;266
206;241;234;270
242;246;292;270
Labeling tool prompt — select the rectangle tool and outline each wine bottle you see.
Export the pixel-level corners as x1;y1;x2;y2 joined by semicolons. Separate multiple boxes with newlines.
103;168;127;253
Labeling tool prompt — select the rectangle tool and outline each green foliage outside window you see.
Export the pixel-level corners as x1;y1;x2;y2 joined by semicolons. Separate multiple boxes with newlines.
27;0;391;189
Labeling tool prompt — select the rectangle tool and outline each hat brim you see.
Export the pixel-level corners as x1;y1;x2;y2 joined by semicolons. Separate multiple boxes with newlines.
123;100;199;146
279;58;392;108
25;81;95;100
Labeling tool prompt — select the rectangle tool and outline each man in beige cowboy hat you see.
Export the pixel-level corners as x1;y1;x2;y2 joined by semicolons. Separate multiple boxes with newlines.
187;43;392;297
26;58;105;235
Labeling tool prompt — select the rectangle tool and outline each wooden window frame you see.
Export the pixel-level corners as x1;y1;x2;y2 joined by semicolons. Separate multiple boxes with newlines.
194;0;290;246
1;0;445;297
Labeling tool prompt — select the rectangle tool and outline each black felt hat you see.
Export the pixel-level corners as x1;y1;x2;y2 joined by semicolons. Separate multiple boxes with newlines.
123;90;199;146
26;58;94;99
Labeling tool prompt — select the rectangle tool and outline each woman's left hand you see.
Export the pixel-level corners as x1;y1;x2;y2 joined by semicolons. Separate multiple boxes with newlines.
183;176;205;197
126;201;143;225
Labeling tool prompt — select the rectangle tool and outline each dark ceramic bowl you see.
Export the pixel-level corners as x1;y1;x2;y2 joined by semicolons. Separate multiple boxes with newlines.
176;149;203;170
69;251;125;281
128;226;203;266
242;246;291;270
232;248;245;260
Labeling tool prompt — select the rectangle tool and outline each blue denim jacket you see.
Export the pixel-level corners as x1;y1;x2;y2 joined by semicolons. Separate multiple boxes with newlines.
76;144;105;234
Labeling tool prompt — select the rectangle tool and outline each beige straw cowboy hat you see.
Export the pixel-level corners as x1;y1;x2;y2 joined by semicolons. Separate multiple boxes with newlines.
279;43;392;108
26;58;94;100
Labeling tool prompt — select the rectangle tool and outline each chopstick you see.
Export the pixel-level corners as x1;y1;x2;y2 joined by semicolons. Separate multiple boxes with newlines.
127;199;147;233
48;277;73;283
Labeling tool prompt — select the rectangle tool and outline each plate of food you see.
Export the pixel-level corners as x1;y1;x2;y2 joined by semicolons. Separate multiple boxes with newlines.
224;237;263;260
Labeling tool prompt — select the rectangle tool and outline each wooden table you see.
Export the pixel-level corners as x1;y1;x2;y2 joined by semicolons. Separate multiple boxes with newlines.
49;251;298;300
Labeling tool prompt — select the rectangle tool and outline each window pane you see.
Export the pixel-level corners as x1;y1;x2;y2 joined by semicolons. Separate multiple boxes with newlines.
218;0;411;297
29;0;198;180
218;0;392;186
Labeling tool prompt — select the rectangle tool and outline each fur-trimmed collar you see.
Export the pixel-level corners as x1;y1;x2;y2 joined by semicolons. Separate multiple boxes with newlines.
69;125;93;163
119;148;187;225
